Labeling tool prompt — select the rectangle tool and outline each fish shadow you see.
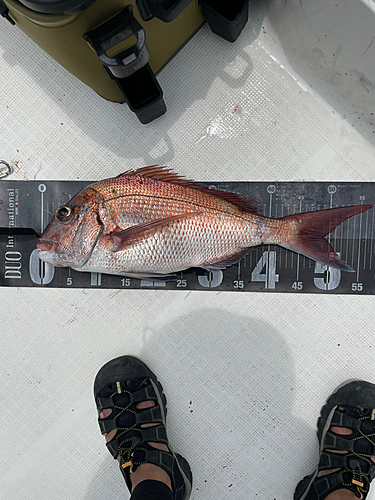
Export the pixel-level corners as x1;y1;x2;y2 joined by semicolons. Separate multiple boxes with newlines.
85;309;316;499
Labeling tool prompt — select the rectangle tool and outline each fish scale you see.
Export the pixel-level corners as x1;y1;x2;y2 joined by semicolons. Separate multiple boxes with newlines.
83;214;251;276
83;173;266;276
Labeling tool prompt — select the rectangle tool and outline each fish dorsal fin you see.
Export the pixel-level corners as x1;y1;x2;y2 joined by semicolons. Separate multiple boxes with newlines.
110;212;201;252
116;166;261;214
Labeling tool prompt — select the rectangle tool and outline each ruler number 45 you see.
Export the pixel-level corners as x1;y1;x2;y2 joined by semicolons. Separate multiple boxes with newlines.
292;281;303;290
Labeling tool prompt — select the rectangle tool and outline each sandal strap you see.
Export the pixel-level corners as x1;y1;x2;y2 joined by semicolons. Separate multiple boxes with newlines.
135;405;163;425
140;424;168;444
129;385;157;403
323;431;354;452
106;424;168;458
99;417;118;434
312;469;369;499
318;451;349;470
313;471;346;498
98;403;163;434
144;449;176;472
99;404;164;433
331;409;362;430
96;396;115;410
96;384;157;411
119;448;186;495
124;448;177;475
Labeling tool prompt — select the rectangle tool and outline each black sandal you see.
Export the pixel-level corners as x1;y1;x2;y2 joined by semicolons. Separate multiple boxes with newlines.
94;356;192;500
294;380;375;500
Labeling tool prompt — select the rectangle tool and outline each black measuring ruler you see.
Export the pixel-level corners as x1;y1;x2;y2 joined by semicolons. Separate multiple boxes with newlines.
0;180;374;293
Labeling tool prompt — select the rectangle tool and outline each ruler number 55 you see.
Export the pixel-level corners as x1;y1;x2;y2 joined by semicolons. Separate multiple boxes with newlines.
352;283;363;291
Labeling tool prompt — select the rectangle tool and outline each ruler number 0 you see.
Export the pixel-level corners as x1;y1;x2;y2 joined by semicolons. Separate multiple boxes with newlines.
29;249;55;285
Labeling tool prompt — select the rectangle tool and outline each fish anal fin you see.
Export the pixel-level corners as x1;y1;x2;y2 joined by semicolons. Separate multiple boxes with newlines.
116;165;261;215
110;212;201;252
203;247;254;269
290;238;354;272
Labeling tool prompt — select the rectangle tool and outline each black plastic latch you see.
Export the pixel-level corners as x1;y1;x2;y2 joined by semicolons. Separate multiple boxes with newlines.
199;0;249;43
83;5;166;124
0;1;15;25
104;63;166;124
83;5;150;79
136;0;192;23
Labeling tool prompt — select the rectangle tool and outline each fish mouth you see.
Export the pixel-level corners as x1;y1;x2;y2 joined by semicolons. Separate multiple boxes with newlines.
37;240;60;266
37;239;55;252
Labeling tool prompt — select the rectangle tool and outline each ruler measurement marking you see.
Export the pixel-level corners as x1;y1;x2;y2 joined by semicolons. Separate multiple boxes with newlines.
286;204;290;268
290;204;295;268
41;191;44;234
296;197;303;282
267;188;273;286
280;204;287;269
339;212;343;263
363;209;369;271
351;215;356;272
356;200;363;282
346;215;350;267
370;208;375;270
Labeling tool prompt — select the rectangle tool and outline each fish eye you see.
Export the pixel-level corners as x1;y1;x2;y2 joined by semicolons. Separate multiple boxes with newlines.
55;205;74;223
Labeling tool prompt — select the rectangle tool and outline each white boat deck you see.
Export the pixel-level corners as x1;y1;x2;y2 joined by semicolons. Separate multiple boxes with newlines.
1;0;374;498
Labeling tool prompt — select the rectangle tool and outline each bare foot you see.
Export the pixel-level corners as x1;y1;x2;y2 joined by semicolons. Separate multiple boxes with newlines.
100;380;172;492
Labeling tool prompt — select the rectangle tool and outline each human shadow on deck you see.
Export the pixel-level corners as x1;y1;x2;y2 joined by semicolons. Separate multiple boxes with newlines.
86;310;315;499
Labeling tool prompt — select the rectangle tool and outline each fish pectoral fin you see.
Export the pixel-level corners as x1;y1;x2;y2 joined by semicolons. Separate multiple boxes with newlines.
110;212;202;252
202;247;255;269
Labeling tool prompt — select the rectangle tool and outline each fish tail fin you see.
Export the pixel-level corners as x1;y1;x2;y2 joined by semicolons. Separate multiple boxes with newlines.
281;204;373;272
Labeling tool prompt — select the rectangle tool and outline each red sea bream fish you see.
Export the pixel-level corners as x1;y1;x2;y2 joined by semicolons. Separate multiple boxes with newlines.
37;166;372;278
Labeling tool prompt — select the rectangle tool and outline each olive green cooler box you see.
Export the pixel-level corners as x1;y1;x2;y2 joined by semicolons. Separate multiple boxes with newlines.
0;0;249;123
